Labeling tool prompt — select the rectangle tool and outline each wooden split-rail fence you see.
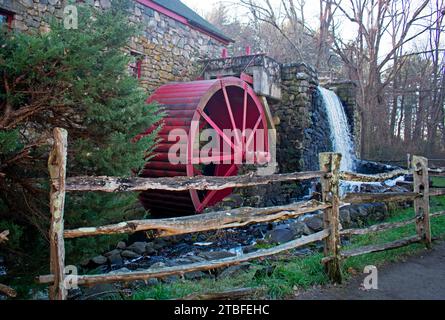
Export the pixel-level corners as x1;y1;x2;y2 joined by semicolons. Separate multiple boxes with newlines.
38;128;445;300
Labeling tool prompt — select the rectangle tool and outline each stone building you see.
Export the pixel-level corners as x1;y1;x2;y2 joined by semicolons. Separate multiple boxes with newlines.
0;0;232;90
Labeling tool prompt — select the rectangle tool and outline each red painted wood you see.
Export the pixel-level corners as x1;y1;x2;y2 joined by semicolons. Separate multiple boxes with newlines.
137;77;269;216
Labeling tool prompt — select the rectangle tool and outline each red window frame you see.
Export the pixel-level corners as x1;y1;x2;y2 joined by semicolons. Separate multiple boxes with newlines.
0;9;13;30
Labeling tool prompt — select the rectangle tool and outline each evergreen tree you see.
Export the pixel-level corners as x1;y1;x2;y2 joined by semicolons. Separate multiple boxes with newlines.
0;0;162;266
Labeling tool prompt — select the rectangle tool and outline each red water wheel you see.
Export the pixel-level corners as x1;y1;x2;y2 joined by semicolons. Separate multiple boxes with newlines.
138;77;270;217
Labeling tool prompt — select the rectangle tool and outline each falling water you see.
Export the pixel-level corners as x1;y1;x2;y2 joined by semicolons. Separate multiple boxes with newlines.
319;87;356;172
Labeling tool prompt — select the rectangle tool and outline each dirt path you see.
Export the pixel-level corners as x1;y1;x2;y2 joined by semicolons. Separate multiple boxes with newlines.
296;240;445;300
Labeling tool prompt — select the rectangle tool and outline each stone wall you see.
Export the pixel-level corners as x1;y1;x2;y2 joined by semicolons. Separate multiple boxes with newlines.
0;0;226;91
272;63;326;173
129;1;225;91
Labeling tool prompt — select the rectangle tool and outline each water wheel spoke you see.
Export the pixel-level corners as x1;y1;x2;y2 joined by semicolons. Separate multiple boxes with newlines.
242;84;248;151
246;116;263;149
222;82;242;147
196;164;238;212
198;109;236;151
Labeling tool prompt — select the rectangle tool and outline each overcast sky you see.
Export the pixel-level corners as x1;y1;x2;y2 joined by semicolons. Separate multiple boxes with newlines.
180;0;439;59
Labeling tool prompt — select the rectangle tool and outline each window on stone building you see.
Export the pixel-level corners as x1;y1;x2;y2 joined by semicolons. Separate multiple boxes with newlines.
129;51;144;80
0;9;13;29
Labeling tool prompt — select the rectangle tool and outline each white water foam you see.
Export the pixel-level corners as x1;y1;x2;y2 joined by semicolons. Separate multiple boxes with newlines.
319;87;356;172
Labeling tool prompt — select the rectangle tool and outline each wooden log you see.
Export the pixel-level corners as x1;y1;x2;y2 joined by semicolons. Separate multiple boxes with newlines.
319;152;342;284
48;128;68;300
340;217;417;236
176;287;266;300
339;169;410;183
0;283;17;298
0;230;9;244
342;192;420;204
413;156;432;248
429;172;445;177
64;171;324;193
429;188;445;197
39;229;329;286
64;200;329;239
431;211;445;218
340;235;422;259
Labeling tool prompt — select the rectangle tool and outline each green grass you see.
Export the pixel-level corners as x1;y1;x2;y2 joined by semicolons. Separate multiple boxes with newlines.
432;176;445;188
129;191;445;300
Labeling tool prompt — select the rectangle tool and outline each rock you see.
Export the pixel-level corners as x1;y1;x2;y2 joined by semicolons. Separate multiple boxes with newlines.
290;221;312;236
340;207;352;227
99;0;111;9
121;250;140;259
91;255;107;265
145;278;159;286
184;271;207;280
153;239;167;250
199;251;236;260
104;249;121;257
28;288;49;300
218;263;250;279
304;215;324;232
108;253;123;266
265;225;297;244
150;262;166;269
127;242;147;255
108;267;131;275
145;242;156;254
163;275;180;283
116;241;126;250
243;245;257;254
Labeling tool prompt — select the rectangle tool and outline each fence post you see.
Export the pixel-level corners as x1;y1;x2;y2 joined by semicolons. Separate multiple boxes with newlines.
319;152;342;283
48;128;68;300
412;155;432;249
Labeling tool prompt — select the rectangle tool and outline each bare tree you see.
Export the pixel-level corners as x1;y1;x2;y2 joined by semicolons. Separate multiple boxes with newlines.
326;0;437;157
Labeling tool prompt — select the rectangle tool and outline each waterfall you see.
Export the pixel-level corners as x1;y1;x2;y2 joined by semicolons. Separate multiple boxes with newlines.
318;87;356;172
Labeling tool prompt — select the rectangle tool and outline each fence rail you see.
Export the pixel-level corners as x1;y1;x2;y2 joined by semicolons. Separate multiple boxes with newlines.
38;128;444;300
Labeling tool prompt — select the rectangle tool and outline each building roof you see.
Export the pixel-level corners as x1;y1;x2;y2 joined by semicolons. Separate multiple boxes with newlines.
151;0;233;43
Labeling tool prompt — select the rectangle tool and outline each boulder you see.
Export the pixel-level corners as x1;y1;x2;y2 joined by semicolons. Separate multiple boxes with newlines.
108;267;131;275
108;253;123;266
127;242;147;255
153;239;168;250
304;215;324;232
290;221;312;236
265;225;297;244
121;250;140;259
104;249;121;257
340;207;352;227
116;241;126;250
91;255;107;265
145;242;156;255
150;262;167;269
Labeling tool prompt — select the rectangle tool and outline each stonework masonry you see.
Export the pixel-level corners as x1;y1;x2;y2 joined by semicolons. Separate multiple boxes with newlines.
0;0;226;91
